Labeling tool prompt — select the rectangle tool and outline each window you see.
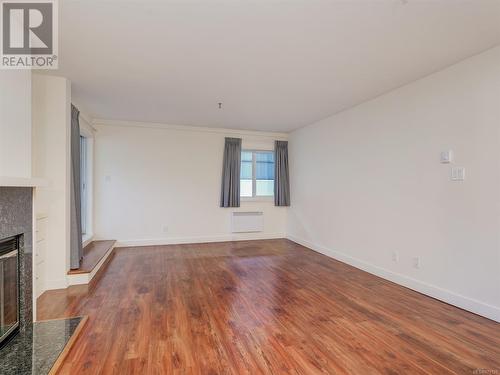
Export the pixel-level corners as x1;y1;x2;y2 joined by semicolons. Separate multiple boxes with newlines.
78;118;95;243
80;136;88;236
240;150;275;198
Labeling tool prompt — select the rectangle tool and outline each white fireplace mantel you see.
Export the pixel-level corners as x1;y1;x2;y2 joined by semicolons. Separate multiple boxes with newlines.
0;176;48;187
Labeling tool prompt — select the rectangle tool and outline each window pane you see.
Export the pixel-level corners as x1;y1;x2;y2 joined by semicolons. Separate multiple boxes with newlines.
256;151;274;180
80;136;87;235
241;151;253;162
240;151;253;180
256;180;274;196
240;179;253;197
240;161;252;180
256;151;274;196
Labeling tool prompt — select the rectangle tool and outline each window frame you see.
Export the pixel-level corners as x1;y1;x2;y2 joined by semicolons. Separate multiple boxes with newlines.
79;124;94;244
80;135;88;236
240;149;275;201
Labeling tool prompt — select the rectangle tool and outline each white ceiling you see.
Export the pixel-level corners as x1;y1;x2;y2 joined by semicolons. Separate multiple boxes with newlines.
58;0;500;132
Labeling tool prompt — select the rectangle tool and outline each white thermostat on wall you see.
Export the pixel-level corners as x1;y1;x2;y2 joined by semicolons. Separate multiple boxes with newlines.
440;150;453;164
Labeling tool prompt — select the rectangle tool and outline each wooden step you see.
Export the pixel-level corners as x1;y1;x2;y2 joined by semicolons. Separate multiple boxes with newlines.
68;240;116;275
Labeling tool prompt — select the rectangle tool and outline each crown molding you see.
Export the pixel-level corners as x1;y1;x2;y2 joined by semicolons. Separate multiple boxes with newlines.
92;119;288;139
72;101;97;133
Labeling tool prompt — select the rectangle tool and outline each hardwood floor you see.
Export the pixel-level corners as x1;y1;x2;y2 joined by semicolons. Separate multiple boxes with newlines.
38;239;500;374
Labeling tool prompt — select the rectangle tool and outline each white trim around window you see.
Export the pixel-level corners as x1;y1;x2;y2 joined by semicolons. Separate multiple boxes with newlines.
79;116;95;244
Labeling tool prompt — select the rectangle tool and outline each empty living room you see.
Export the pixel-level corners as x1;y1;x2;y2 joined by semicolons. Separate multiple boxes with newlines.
1;0;500;374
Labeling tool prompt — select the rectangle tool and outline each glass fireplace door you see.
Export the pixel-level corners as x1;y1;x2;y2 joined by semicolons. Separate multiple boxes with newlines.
0;236;19;346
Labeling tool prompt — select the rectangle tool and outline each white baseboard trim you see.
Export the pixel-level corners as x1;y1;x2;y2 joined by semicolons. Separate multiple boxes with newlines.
116;233;285;248
44;277;68;291
82;234;94;248
287;235;500;323
66;272;89;286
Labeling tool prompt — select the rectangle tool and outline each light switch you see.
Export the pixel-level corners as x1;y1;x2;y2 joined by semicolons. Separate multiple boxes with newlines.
440;150;453;163
451;167;465;181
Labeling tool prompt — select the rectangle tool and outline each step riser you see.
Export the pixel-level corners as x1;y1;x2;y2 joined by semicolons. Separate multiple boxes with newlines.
67;241;116;286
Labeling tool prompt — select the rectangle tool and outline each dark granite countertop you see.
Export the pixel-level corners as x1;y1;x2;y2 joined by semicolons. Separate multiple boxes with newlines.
1;317;83;375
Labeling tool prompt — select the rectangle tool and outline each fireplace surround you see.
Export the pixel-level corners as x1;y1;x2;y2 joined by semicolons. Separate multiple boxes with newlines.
0;187;33;338
0;185;89;375
0;235;20;347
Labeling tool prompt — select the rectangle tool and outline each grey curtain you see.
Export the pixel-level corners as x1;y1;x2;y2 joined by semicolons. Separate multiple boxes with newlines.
220;137;242;207
70;104;83;269
274;140;291;206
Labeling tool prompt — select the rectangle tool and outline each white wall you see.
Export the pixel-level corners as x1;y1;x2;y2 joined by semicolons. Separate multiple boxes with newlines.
0;71;32;178
94;122;288;245
32;74;72;290
288;46;500;322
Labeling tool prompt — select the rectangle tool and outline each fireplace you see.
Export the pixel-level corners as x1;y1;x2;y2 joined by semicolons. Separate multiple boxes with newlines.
0;235;20;347
0;187;87;374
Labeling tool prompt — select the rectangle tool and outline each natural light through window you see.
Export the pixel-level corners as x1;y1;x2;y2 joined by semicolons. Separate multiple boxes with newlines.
240;150;274;198
80;136;88;236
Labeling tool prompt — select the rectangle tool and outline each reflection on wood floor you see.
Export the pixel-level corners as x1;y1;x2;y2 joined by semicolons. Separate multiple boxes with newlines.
38;239;500;374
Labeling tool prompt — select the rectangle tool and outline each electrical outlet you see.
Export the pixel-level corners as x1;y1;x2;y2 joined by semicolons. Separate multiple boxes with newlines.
451;167;465;181
412;257;420;269
162;225;169;233
391;251;399;263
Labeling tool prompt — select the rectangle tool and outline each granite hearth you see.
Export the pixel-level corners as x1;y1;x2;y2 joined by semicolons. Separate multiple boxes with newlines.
1;316;85;375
